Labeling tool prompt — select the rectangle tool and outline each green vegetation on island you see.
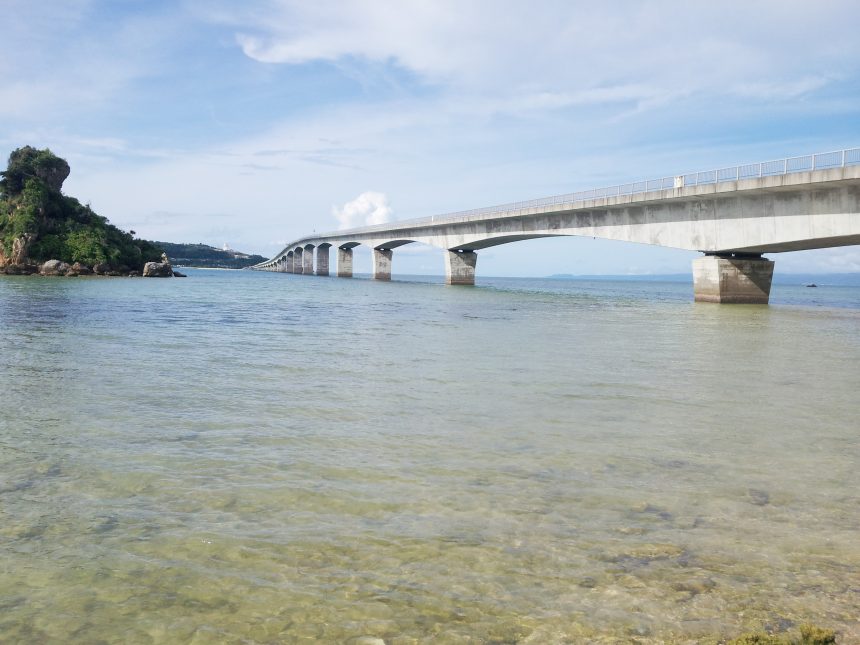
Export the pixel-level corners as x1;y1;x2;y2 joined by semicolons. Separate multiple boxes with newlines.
0;146;164;274
154;242;266;269
0;146;263;275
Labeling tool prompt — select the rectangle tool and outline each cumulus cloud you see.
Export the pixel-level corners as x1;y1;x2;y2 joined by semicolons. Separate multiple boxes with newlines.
333;191;393;229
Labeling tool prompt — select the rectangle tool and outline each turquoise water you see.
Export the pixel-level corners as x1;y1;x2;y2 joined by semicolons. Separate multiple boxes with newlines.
1;270;859;644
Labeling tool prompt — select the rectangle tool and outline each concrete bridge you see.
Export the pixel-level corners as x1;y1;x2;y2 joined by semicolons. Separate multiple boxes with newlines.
254;148;860;303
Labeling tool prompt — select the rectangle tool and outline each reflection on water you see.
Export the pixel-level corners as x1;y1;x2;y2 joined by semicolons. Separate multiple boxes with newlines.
1;271;858;643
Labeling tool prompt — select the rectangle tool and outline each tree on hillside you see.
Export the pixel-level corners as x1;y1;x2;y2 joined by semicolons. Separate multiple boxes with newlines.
0;146;70;196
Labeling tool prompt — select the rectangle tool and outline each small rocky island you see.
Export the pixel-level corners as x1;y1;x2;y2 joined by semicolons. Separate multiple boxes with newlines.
0;146;173;277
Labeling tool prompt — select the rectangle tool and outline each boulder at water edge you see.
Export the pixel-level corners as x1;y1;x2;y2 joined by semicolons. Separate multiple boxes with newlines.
142;253;174;277
40;260;70;276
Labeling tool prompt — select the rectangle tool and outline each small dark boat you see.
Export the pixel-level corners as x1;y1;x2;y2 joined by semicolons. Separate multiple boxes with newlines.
805;283;817;288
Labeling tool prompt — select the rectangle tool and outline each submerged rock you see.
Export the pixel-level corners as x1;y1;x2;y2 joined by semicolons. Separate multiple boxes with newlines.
728;623;836;645
672;577;716;596
748;488;770;506
630;502;673;521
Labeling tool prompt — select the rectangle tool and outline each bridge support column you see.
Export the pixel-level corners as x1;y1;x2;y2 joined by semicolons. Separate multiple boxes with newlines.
285;253;294;273
337;247;353;277
293;249;303;274
316;247;329;276
693;255;774;304
445;250;477;285
303;248;314;274
372;248;392;281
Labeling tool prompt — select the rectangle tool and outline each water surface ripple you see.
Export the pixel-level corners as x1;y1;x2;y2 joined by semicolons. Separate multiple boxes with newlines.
1;271;858;644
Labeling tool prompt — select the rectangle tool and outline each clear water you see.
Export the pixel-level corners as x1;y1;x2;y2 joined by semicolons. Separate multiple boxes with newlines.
1;270;858;644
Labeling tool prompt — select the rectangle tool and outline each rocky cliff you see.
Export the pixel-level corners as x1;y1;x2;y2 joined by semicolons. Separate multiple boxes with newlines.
0;146;164;274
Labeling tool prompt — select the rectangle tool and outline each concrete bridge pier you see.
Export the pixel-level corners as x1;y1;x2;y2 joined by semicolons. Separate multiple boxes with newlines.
373;248;393;281
293;248;304;274
303;245;314;274
316;245;330;276
692;254;774;304
337;247;353;277
445;250;477;285
285;252;294;273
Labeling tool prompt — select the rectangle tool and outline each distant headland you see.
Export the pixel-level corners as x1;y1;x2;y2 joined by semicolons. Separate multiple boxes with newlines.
0;146;261;277
154;242;266;269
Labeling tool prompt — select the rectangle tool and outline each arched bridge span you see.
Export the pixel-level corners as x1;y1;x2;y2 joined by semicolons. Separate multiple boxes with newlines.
256;149;860;303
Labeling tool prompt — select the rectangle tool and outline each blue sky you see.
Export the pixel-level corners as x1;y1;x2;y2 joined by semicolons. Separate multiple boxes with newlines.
2;0;859;275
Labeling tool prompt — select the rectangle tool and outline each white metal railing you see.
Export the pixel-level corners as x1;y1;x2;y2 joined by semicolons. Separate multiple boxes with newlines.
258;147;859;266
347;147;860;235
428;147;859;222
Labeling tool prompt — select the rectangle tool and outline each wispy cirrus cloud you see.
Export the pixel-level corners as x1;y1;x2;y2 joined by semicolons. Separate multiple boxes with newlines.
219;0;860;111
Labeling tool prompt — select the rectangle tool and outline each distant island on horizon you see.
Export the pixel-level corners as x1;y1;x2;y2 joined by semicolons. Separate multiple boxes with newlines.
154;242;266;269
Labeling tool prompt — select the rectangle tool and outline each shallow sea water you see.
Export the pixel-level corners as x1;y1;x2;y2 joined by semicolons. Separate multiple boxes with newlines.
0;269;858;644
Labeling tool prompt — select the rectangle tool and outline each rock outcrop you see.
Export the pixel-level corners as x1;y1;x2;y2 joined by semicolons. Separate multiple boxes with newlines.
10;234;36;265
0;263;38;275
40;259;70;276
142;253;174;278
1;146;165;272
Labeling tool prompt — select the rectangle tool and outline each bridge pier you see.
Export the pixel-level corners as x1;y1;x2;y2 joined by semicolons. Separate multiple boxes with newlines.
293;248;303;274
337;247;353;277
303;246;314;274
373;248;392;281
445;250;477;285
316;246;329;276
693;254;774;304
285;252;294;273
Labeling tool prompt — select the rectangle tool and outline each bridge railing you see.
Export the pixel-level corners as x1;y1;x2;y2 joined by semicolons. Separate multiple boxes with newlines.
412;146;860;226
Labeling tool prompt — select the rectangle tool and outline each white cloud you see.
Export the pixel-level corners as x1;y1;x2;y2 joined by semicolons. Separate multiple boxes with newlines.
221;0;860;107
333;191;394;229
5;0;857;277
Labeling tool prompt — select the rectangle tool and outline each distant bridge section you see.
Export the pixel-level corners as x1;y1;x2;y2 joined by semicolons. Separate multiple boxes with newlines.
255;149;860;303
